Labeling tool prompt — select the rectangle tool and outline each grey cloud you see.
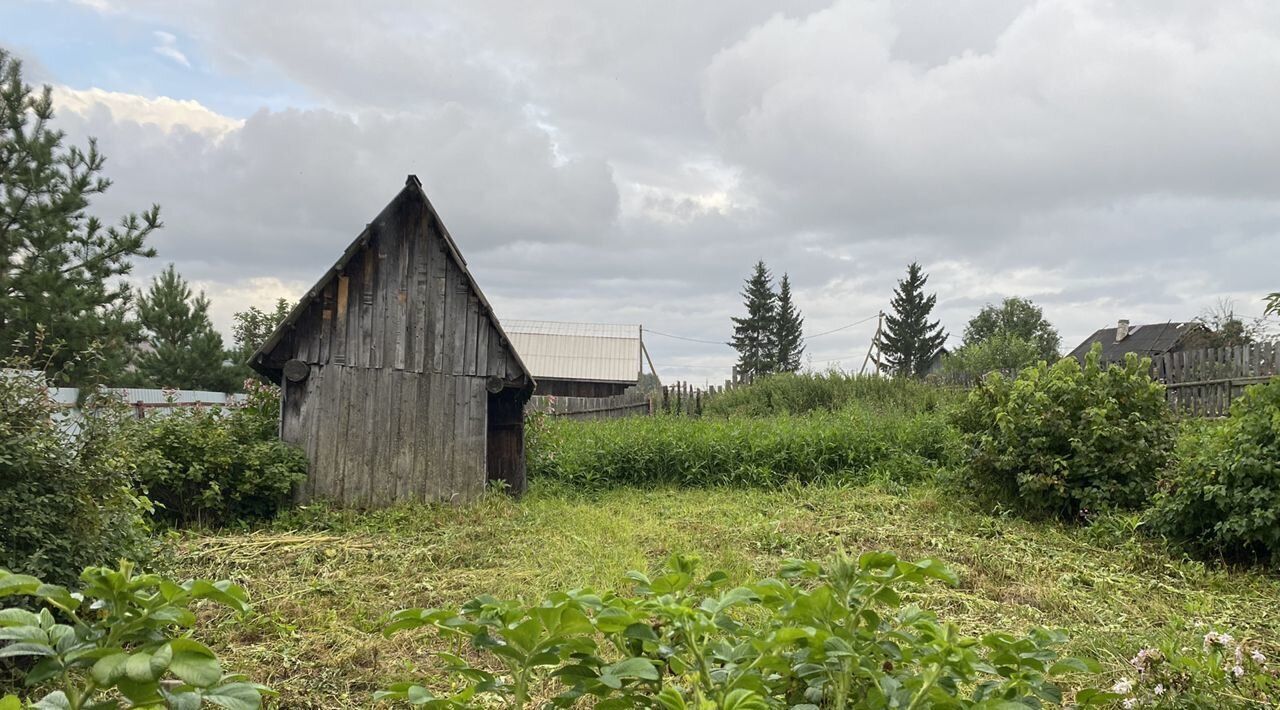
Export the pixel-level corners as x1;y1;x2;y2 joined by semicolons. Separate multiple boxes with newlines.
17;0;1280;382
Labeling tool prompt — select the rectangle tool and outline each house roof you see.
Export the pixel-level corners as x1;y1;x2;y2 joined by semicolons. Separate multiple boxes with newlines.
503;320;640;384
249;175;533;385
1067;321;1199;362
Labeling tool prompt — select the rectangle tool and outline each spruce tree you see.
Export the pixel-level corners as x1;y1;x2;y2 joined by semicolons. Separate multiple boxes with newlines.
773;273;804;372
0;50;160;383
881;262;947;378
729;260;778;380
134;265;236;391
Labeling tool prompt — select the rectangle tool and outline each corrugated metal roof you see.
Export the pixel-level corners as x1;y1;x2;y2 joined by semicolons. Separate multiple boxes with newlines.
504;320;640;383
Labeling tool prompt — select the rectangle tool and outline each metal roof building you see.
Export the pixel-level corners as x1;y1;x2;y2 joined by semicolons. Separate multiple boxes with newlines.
504;320;641;397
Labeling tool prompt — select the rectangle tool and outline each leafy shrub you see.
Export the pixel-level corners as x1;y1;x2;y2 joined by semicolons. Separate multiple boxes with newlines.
0;561;270;708
378;551;1100;708
951;345;1174;519
130;380;307;526
528;408;960;488
1150;379;1280;563
0;365;150;587
702;370;958;418
1106;630;1280;707
941;333;1041;379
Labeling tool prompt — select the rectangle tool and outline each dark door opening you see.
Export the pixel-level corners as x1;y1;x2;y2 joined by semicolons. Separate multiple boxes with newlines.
486;389;526;495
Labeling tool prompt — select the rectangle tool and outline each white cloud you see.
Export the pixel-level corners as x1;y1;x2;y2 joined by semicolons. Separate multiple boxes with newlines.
52;87;241;136
151;30;190;67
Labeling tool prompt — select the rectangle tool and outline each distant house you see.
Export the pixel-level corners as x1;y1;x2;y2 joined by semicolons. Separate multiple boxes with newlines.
1067;319;1206;364
503;320;641;397
925;347;948;375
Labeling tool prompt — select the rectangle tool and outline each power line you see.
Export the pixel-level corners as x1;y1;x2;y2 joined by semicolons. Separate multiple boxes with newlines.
643;329;727;345
645;313;881;348
801;313;880;341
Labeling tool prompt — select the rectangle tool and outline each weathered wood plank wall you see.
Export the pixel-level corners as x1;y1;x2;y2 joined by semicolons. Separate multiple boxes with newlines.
274;190;525;506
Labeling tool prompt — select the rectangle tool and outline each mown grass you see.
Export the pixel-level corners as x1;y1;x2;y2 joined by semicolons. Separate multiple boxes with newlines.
158;482;1280;708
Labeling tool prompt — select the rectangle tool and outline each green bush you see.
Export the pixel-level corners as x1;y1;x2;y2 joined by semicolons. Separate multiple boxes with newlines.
1150;379;1280;563
528;407;960;489
378;552;1101;708
130;380;307;526
702;370;959;418
951;345;1174;519
0;562;270;708
0;365;150;587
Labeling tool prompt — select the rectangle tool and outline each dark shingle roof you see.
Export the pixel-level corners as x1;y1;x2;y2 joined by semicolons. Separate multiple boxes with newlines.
1067;321;1200;363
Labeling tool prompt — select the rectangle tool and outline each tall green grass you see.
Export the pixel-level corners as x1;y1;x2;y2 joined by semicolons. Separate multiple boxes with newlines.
702;370;962;417
527;407;960;488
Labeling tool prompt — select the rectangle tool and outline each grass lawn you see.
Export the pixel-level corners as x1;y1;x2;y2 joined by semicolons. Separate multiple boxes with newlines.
158;482;1280;708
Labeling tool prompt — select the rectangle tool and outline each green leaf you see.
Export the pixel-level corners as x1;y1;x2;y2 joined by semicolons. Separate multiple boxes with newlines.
0;572;42;598
0;642;55;658
654;687;687;710
203;682;266;710
31;691;72;710
0;609;41;627
168;639;223;687
93;653;130;685
124;651;166;682
720;688;769;710
0;695;22;710
602;657;658;681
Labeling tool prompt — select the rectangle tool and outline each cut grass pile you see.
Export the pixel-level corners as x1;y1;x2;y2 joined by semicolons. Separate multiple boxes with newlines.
158;482;1280;708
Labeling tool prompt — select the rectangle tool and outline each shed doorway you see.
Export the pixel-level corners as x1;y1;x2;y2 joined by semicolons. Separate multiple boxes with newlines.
486;388;526;495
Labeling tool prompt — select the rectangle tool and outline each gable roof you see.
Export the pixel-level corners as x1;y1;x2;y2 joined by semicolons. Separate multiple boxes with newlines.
502;320;640;384
249;175;532;385
1067;321;1200;362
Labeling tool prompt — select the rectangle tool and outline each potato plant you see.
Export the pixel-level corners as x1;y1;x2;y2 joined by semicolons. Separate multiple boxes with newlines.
379;552;1101;708
0;562;270;709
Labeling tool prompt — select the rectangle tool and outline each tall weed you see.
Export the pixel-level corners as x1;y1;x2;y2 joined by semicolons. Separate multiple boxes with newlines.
528;408;960;488
702;370;961;418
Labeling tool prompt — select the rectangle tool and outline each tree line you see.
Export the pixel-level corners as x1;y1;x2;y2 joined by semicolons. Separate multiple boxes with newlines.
0;51;287;391
731;257;1273;381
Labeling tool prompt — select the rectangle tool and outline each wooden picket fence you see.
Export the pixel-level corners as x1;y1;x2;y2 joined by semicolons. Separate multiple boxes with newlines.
1155;342;1280;417
527;392;652;420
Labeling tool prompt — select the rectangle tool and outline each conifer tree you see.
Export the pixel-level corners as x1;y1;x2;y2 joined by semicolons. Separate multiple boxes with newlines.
133;265;236;391
0;50;160;383
729;260;778;380
773;273;804;372
881;262;947;378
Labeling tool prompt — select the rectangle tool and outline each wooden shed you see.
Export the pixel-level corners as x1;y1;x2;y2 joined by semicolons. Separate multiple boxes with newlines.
250;176;535;506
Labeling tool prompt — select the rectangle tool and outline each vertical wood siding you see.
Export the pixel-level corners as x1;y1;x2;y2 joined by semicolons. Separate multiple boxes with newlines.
276;190;525;507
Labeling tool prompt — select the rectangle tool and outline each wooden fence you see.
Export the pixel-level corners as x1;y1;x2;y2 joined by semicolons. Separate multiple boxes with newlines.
1155;342;1280;417
527;392;652;420
932;344;1280;418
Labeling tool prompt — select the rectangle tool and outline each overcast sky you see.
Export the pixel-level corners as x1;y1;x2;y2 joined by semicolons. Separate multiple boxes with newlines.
4;0;1278;383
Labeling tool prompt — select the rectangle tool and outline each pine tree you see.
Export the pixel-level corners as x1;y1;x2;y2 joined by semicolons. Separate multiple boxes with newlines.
133;265;236;391
729;260;778;380
880;262;947;378
0;50;160;384
773;273;804;372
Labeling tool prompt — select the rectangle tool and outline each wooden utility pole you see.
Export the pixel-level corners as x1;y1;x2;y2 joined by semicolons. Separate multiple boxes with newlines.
861;311;885;375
